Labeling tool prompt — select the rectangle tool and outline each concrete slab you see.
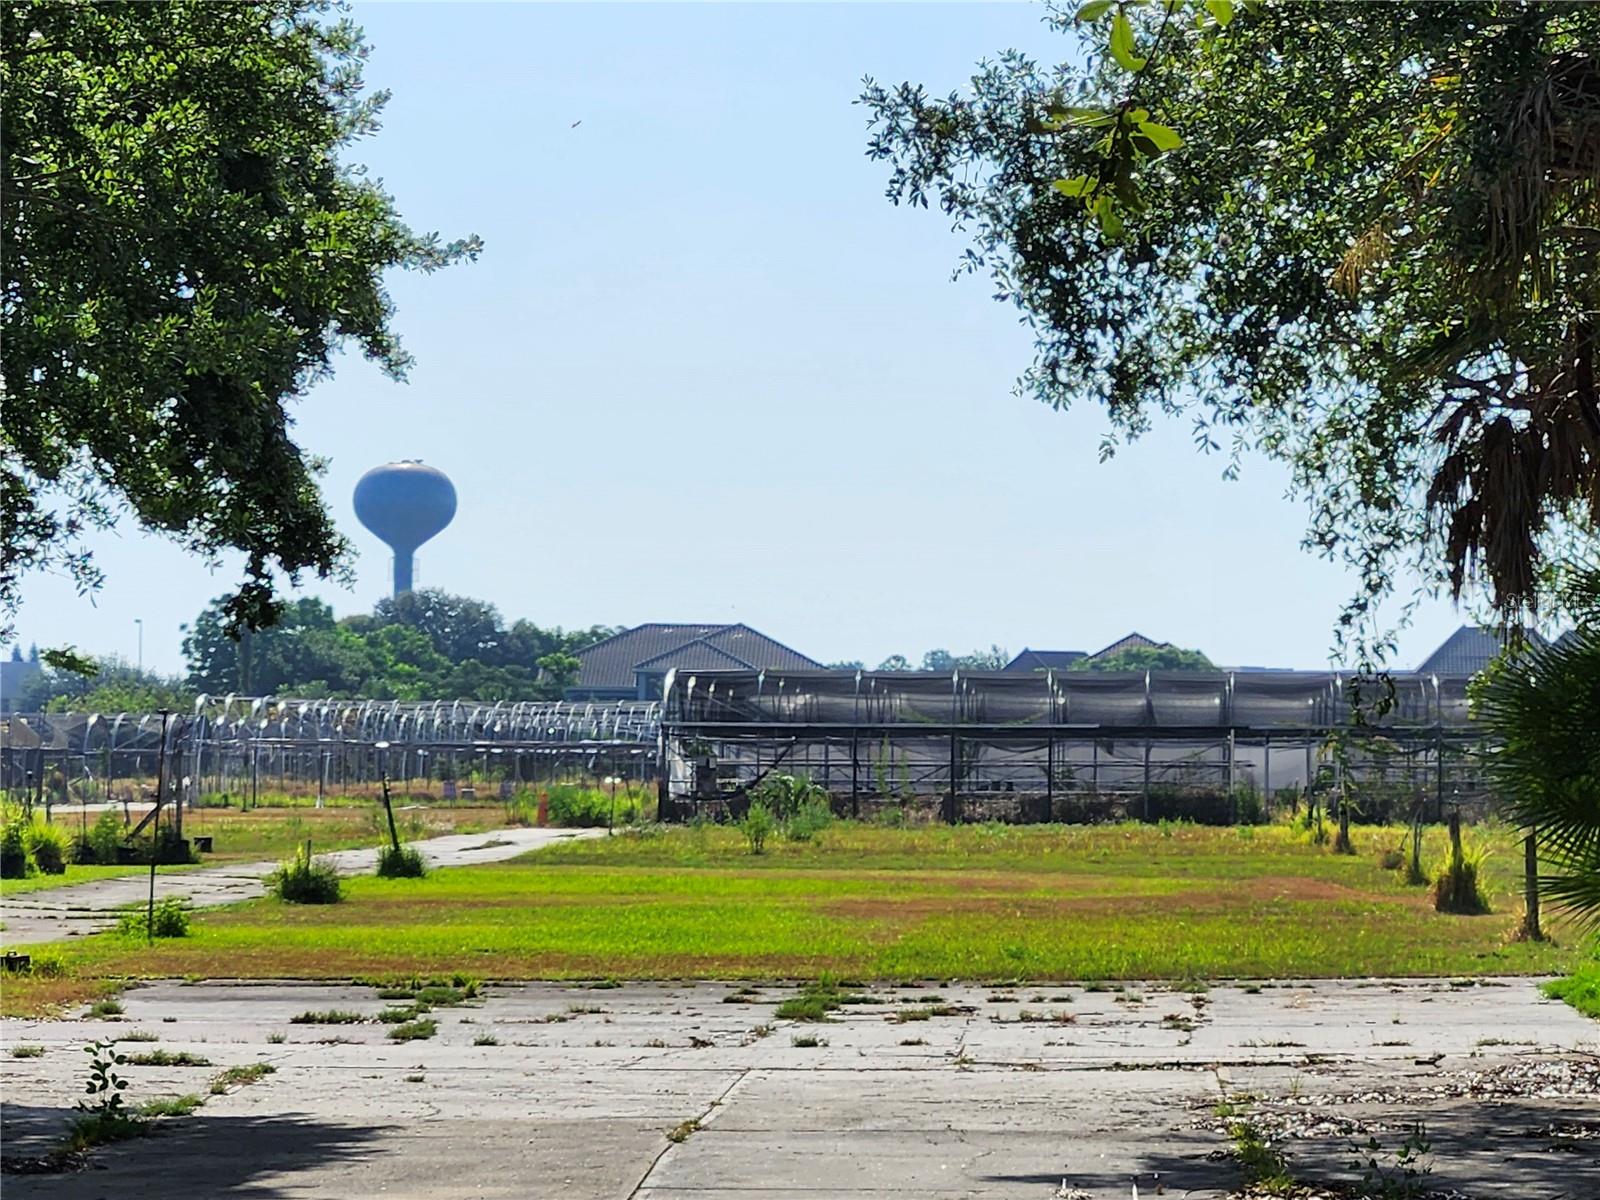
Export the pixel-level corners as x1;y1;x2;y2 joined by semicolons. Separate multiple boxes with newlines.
2;979;1595;1198
0;826;598;945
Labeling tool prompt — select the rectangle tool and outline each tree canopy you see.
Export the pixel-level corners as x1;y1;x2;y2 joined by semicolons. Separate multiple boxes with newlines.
180;588;616;701
862;1;1599;660
1;0;479;639
1069;644;1213;672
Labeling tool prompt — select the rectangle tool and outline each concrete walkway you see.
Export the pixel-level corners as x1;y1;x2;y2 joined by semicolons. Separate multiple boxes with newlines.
0;827;599;945
2;977;1596;1198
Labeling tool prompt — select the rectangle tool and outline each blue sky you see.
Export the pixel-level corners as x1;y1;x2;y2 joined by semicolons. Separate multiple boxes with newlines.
14;2;1472;676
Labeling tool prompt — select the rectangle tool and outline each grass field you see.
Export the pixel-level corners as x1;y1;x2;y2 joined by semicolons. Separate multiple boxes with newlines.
0;804;514;897
2;820;1583;1017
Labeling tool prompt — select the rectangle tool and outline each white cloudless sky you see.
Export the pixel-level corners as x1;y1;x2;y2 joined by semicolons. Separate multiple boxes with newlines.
12;2;1474;677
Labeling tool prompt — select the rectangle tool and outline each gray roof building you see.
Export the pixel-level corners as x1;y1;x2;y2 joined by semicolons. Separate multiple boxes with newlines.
1414;624;1544;676
1002;648;1087;673
568;623;820;700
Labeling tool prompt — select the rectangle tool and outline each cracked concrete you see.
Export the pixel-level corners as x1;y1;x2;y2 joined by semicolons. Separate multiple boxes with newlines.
0;826;599;945
1;977;1595;1198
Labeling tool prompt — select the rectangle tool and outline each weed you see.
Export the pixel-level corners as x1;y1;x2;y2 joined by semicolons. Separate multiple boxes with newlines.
376;844;427;879
667;1119;699;1143
749;1024;773;1039
119;1030;159;1043
11;1043;44;1058
739;800;776;855
899;1037;927;1046
588;978;622;989
123;1049;212;1067
86;999;124;1019
790;1034;826;1048
1351;1122;1433;1199
290;1010;365;1025
378;1006;427;1023
566;1003;605;1014
210;1063;275;1093
138;1093;204;1117
266;1032;286;1044
376;988;415;1000
268;845;342;905
890;1007;933;1022
387;1018;438;1042
404;1074;426;1083
1229;1114;1292;1189
116;897;191;939
1161;1013;1197;1032
473;1034;499;1046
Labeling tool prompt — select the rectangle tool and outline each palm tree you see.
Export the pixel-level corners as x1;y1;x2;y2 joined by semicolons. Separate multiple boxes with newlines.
1477;564;1600;922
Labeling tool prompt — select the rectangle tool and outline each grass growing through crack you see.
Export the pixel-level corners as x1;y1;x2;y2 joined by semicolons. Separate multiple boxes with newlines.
137;1094;205;1117
3;822;1580;1016
290;1010;364;1025
11;1043;45;1058
210;1063;276;1093
387;1018;438;1041
122;1049;212;1067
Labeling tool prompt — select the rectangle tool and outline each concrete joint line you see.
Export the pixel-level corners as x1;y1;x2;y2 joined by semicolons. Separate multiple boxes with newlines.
627;1068;752;1199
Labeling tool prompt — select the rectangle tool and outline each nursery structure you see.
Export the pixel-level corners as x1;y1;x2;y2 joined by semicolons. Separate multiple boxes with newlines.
1;697;661;807
659;667;1488;823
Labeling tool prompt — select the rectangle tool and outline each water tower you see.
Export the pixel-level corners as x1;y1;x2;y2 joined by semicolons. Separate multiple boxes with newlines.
353;461;457;596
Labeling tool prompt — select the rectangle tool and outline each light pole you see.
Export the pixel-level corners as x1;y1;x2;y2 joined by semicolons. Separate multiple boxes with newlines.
135;619;143;676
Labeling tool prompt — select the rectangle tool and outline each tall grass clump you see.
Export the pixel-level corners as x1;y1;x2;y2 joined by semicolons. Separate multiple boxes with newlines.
1432;835;1491;915
509;782;651;828
267;845;342;905
23;817;71;874
376;844;427;879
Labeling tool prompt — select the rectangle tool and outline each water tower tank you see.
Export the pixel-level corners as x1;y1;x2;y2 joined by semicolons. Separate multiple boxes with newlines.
353;461;456;595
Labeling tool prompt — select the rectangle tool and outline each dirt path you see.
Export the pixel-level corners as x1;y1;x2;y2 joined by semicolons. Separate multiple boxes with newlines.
0;827;600;946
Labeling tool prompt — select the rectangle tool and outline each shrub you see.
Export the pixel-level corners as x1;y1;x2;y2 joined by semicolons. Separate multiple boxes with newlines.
117;898;191;939
785;796;833;843
512;783;652;828
376;844;427;879
88;810;125;864
267;845;342;905
24;818;71;874
739;800;776;855
750;773;828;820
0;805;32;878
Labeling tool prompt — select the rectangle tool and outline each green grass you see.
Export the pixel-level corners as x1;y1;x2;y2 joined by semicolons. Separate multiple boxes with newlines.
387;1017;438;1041
138;1093;205;1117
210;1063;276;1093
1543;952;1600;1019
3;822;1581;1016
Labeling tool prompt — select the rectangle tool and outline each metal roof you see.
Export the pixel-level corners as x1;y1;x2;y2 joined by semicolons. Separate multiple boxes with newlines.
1414;624;1544;676
1002;648;1087;672
574;623;819;690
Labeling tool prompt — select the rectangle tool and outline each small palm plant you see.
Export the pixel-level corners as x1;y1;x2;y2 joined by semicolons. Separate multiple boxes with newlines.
1476;562;1600;923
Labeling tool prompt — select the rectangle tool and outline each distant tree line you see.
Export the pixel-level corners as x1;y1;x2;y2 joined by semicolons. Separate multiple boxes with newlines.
13;589;618;710
830;645;1214;673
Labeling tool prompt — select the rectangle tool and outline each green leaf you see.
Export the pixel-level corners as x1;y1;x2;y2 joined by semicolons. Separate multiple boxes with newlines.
1076;0;1115;20
1052;175;1096;198
1136;121;1183;152
1206;0;1236;24
1109;12;1147;71
1094;194;1125;237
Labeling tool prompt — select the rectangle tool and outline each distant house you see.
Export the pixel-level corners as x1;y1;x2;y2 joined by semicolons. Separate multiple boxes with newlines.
1415;624;1545;676
1088;632;1172;661
1002;648;1086;673
567;623;821;701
